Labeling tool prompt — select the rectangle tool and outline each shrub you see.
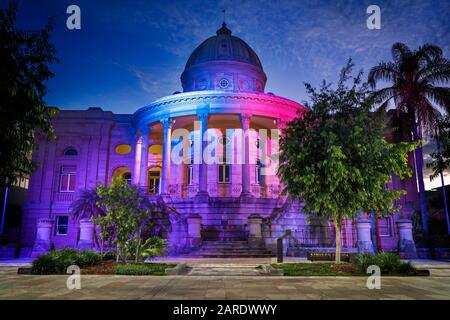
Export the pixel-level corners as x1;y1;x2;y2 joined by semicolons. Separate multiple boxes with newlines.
31;249;101;274
114;263;175;276
352;252;417;275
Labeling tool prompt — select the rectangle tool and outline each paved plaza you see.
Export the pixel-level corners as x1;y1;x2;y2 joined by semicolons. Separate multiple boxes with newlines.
0;258;449;300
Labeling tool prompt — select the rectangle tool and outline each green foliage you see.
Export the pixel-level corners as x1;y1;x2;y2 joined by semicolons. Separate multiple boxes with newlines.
428;115;450;181
368;42;450;239
278;59;415;263
125;236;168;262
0;1;59;185
114;263;175;276
352;252;417;275
31;249;101;274
271;263;358;276
95;178;164;262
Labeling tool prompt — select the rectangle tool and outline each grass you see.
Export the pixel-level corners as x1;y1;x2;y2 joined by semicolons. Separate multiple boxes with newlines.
114;263;176;276
272;263;362;276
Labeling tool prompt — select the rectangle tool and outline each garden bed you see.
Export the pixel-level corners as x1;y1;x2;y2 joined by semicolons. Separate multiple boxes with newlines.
272;252;430;276
27;249;175;275
271;262;428;276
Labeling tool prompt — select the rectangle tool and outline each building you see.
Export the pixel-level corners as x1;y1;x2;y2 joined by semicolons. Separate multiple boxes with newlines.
18;23;417;258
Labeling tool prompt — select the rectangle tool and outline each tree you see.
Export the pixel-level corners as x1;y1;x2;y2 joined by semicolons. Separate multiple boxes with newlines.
95;178;171;262
368;43;450;241
278;60;415;263
70;188;107;253
427;115;450;234
0;1;58;186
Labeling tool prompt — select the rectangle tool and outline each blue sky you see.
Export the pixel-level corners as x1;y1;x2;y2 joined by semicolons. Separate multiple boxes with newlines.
13;0;449;114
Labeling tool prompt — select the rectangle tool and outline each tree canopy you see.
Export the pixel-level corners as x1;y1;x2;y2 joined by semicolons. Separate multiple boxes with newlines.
0;1;58;185
278;60;416;263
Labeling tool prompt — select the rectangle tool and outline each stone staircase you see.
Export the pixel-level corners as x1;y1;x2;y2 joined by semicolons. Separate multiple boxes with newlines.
189;240;274;258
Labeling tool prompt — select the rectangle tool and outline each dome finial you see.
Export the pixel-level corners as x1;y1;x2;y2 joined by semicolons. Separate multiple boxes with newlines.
217;10;232;35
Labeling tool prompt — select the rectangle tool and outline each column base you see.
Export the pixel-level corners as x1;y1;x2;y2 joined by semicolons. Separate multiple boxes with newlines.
77;241;94;250
195;191;209;202
398;239;417;259
31;241;51;258
240;191;254;198
356;241;374;254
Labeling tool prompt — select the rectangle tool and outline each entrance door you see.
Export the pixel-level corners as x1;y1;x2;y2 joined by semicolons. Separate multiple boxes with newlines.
148;167;161;195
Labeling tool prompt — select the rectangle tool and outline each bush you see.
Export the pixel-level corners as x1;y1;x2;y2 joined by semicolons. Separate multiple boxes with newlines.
114;263;175;276
31;249;101;274
352;252;417;275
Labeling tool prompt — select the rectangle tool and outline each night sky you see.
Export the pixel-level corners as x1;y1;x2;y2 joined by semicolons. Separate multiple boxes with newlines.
11;0;450;188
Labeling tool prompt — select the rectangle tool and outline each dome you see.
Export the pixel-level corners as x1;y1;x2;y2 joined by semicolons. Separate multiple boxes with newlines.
181;23;267;93
184;23;263;71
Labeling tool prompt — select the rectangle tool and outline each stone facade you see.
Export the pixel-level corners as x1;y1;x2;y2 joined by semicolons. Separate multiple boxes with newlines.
19;23;417;257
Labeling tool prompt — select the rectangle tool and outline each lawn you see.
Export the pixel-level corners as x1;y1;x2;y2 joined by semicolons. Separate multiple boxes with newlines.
114;263;176;276
272;263;362;276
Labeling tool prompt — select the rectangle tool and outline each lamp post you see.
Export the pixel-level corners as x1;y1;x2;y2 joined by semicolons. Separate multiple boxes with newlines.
436;130;450;234
0;178;9;235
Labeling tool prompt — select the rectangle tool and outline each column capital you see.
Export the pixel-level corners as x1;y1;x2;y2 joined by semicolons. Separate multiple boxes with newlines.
161;117;174;130
240;113;252;128
140;125;152;137
275;118;286;130
197;112;209;123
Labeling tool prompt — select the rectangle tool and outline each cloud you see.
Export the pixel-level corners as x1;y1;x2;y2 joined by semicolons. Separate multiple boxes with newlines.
129;65;182;100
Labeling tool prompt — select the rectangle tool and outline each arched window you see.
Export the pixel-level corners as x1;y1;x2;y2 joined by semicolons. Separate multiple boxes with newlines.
64;148;78;156
122;172;132;184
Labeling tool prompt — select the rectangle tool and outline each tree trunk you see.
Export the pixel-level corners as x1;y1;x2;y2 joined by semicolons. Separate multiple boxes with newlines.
333;219;341;264
412;121;429;241
100;237;104;256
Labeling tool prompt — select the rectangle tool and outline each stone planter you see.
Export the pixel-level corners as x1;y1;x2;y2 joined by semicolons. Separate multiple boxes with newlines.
78;218;95;249
356;218;374;254
248;214;264;248
396;219;417;259
31;218;54;257
187;215;202;247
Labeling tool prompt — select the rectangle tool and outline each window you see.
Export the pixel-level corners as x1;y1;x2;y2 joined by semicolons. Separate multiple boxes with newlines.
378;218;392;237
255;159;264;185
59;166;76;192
56;216;69;235
186;158;194;185
218;164;231;183
219;78;229;89
218;135;231;183
148;168;161;195
122;172;132;184
115;144;132;155
64;148;78;156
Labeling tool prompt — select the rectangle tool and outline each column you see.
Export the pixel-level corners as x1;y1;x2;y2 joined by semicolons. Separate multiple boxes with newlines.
240;113;252;197
31;218;54;257
78;218;94;249
160;118;173;195
396;219;417;258
196;112;209;198
139;126;151;188
356;218;374;254
133;133;142;185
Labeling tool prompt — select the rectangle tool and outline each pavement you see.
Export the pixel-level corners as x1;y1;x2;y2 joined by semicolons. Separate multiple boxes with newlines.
0;257;449;299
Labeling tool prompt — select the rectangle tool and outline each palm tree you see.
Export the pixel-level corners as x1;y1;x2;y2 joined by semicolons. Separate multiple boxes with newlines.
71;187;105;220
70;187;106;250
368;43;450;242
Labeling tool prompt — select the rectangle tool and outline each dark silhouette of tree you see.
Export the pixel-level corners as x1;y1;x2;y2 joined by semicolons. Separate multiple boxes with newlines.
368;43;450;240
0;1;59;186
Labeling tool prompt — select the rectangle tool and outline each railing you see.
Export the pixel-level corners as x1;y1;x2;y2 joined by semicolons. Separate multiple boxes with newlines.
289;224;357;248
54;192;75;203
171;183;282;199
